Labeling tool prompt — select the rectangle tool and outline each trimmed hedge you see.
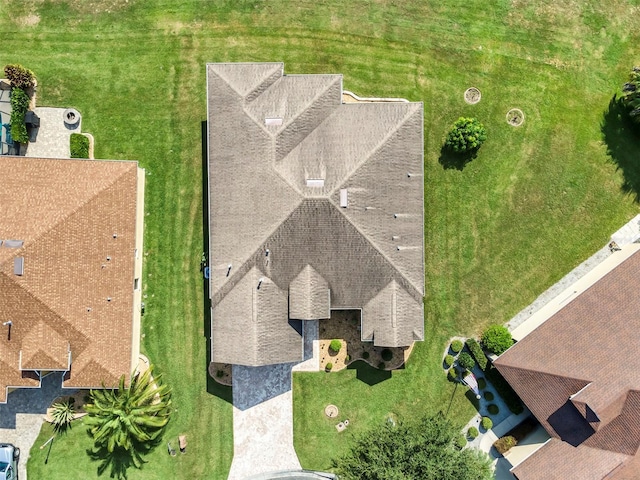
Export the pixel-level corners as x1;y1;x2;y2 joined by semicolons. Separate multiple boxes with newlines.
325;363;333;372
466;338;488;370
457;352;475;370
329;339;342;353
467;426;479;439
454;434;467;449
494;435;517;455
9;88;29;144
381;349;393;361
477;377;486;390
485;366;524;414
450;339;463;353
70;133;90;158
484;391;494;401
377;362;386;370
487;404;499;415
481;417;493;430
362;351;370;360
447;368;458;382
444;354;455;368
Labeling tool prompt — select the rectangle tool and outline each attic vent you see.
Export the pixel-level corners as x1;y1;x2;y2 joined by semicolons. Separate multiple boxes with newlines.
112;233;118;239
13;257;24;276
265;118;283;126
340;189;348;208
306;179;325;188
4;240;24;248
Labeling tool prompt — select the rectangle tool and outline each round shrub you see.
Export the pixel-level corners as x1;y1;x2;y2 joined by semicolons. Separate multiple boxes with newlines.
484;391;494;401
329;339;342;353
450;340;463;353
445;117;487;152
444;354;455;368
467;426;479;439
481;325;514;355
447;368;458;382
454;434;467;449
481;417;493;430
4;64;36;89
216;370;224;378
457;352;475;370
487;404;499;415
477;377;487;390
325;363;333;372
362;351;370;360
378;362;386;370
381;349;393;361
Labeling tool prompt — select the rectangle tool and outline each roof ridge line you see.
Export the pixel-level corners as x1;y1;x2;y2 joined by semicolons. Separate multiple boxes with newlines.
330;199;423;302
327;103;422;199
496;362;594;385
1;165;136;320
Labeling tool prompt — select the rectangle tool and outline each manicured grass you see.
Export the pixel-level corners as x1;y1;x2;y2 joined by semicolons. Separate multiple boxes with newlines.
0;0;637;477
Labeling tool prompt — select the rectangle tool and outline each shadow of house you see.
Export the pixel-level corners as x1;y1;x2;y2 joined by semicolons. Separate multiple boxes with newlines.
438;144;478;171
346;360;392;386
601;95;640;202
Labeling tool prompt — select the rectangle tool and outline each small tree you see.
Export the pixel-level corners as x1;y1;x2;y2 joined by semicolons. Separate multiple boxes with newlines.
333;415;493;480
445;117;487;152
4;64;36;89
481;325;514;355
457;352;475;370
622;66;640;124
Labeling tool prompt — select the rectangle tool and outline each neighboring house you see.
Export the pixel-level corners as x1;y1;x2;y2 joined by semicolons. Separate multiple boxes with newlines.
0;156;145;402
207;62;425;367
494;246;640;480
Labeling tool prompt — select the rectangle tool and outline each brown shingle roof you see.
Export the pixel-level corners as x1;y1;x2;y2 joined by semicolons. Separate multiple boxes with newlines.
0;156;141;400
207;63;425;367
495;249;640;479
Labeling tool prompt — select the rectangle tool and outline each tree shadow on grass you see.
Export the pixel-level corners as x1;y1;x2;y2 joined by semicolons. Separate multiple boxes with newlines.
601;95;640;202
87;436;163;480
438;145;478;171
346;360;392;386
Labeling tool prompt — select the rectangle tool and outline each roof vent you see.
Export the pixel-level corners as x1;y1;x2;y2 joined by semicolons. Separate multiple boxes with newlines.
340;189;348;208
265;118;283;126
106;256;111;261
13;257;24;276
257;278;264;290
113;233;118;239
306;179;325;188
87;307;92;312
227;264;232;277
107;297;112;302
4;240;24;248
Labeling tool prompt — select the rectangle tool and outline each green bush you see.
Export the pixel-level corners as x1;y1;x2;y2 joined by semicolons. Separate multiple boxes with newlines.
329;339;342;353
494;436;517;455
444;354;455;368
362;351;370;360
325;363;333;372
9;87;29;144
481;325;514;355
467;426;479;439
345;355;351;363
216;370;224;378
378;362;385;370
487;404;499;415
450;339;463;353
485;366;524;414
447;368;458;382
457;352;475;370
4;64;36;89
444;117;487;152
477;377;486;390
454;434;467;449
381;349;393;361
481;417;493;430
70;133;90;158
484;391;494;401
622;66;640;124
466;338;488;370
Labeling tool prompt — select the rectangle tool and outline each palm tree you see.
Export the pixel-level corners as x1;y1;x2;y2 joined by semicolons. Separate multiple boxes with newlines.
50;398;75;434
84;366;172;467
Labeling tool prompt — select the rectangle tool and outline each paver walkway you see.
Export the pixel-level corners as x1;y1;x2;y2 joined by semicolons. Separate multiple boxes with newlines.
228;321;320;480
0;372;76;480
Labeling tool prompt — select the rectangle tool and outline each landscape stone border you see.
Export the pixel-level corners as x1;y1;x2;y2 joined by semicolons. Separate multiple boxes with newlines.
464;87;481;105
506;108;525;127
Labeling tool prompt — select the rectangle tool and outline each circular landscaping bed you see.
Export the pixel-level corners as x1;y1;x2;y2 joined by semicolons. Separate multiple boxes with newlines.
464;87;481;104
506;108;525;126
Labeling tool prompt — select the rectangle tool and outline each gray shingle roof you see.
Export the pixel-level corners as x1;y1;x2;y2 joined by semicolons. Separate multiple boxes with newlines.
207;63;424;366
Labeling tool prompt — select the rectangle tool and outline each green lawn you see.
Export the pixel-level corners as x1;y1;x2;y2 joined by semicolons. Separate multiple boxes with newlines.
1;0;638;477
